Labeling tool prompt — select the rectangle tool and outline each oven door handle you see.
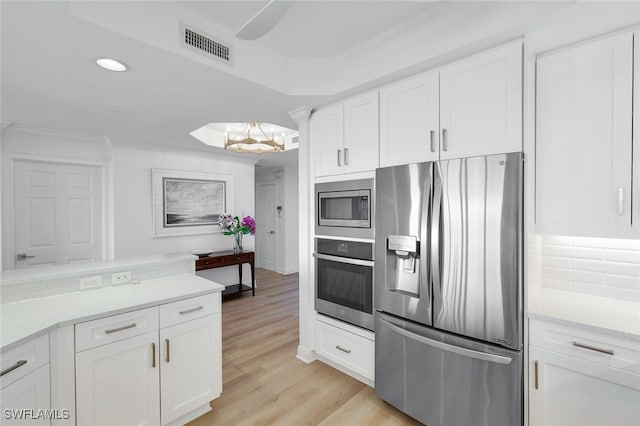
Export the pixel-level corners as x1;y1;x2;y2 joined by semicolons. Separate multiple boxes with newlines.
313;253;374;267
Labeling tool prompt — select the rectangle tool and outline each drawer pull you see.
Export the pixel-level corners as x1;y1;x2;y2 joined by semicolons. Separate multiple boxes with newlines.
165;339;170;363
105;323;137;334
534;360;539;390
151;343;156;368
179;306;204;315
336;345;351;354
0;360;27;377
572;341;614;356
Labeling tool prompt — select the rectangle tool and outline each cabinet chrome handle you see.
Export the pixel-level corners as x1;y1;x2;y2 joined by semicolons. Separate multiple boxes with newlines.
165;338;170;363
442;128;448;151
105;323;136;334
337;149;342;167
617;188;624;215
0;360;27;377
344;148;349;166
151;343;156;368
179;306;203;315
572;341;614;356
534;360;539;390
430;130;436;152
336;345;351;354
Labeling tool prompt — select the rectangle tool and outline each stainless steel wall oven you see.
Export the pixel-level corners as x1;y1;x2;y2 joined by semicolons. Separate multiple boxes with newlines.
314;238;374;331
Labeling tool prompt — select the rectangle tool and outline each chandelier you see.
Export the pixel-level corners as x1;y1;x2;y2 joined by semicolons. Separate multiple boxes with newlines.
224;123;285;154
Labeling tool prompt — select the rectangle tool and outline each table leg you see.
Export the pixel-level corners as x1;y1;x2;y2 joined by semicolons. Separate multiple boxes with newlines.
238;263;243;294
250;260;255;296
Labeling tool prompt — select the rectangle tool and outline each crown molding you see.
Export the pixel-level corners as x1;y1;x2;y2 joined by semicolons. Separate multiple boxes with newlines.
288;106;312;124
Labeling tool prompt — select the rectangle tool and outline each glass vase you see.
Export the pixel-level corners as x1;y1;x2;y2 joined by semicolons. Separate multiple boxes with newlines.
233;232;243;253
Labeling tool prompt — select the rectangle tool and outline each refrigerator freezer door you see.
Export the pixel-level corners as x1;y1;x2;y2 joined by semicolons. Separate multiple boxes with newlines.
375;162;433;326
375;312;523;426
433;152;523;349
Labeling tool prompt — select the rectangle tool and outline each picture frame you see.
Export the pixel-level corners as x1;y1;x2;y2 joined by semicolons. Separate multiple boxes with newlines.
151;169;233;237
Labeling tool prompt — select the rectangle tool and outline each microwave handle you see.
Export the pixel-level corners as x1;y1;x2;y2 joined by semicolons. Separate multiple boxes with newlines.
313;252;374;267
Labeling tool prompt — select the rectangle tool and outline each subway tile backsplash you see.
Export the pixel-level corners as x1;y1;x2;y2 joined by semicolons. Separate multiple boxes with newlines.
533;235;640;302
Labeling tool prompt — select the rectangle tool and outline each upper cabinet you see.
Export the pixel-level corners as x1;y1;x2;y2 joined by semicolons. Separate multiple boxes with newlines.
536;31;637;238
379;41;522;166
313;92;379;177
440;41;522;160
379;71;440;167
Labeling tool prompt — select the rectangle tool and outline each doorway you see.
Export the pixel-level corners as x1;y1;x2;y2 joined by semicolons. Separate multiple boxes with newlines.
10;160;104;268
256;183;276;271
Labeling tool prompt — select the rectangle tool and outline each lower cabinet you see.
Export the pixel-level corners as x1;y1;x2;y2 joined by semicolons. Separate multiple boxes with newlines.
314;315;374;385
0;334;51;426
75;293;222;426
529;319;640;426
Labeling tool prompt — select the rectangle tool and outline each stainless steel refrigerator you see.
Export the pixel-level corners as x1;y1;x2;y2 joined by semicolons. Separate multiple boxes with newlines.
374;152;523;426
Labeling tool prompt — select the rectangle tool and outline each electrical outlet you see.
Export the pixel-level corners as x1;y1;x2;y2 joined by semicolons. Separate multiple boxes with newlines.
79;275;102;290
111;271;132;285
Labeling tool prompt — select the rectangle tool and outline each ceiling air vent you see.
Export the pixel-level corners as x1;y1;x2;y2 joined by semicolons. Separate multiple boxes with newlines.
292;136;299;145
180;23;233;65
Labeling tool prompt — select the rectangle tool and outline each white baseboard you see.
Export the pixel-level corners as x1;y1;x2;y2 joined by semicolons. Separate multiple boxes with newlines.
315;355;374;388
296;345;316;364
276;266;299;275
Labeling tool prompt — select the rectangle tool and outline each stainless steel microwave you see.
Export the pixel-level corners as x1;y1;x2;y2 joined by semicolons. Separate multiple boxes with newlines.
315;178;374;239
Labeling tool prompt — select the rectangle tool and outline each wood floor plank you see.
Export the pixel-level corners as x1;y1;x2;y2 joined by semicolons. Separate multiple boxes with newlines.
188;268;419;426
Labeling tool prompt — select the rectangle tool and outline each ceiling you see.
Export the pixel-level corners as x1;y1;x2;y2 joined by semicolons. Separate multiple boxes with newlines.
0;1;576;169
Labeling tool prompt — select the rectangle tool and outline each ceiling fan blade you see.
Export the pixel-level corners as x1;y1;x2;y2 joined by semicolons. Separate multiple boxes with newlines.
235;0;292;40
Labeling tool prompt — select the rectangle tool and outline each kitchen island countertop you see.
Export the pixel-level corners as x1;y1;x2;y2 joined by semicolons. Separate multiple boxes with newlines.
1;273;224;352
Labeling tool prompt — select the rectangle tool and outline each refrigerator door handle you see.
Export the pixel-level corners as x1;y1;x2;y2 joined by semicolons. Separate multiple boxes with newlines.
430;163;442;302
379;318;513;365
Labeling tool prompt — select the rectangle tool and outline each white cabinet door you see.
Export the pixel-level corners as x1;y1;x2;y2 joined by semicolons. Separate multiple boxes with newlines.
529;346;640;426
159;315;221;425
440;41;522;160
76;331;160;426
313;104;344;177
0;365;51;426
379;70;440;167
536;32;634;238
344;92;379;173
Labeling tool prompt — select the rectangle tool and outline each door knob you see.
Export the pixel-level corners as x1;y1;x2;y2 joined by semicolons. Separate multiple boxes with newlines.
269;230;275;234
16;253;35;261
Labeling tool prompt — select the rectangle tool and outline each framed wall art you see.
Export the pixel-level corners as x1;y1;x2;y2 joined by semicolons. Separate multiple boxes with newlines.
151;169;233;237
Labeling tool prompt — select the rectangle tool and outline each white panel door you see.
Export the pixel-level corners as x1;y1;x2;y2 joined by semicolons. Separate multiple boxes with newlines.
536;32;633;237
379;70;440;167
312;104;344;177
159;315;221;425
0;365;51;426
76;332;160;426
257;183;276;271
529;346;640;426
13;160;103;268
343;91;379;173
440;41;522;159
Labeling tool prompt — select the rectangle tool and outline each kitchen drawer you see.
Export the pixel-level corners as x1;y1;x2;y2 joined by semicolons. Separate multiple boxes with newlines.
75;306;159;352
159;293;220;329
315;319;374;380
0;334;49;389
530;318;640;375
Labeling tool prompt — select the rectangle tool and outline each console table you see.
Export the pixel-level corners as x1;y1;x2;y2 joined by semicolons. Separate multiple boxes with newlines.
195;251;255;299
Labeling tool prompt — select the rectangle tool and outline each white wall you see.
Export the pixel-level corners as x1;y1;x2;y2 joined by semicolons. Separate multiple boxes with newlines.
112;144;256;285
255;164;299;275
1;125;258;286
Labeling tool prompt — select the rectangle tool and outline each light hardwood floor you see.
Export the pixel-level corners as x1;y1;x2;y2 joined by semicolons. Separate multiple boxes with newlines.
188;268;420;426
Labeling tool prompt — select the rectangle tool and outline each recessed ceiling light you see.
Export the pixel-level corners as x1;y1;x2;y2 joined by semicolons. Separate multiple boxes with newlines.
96;58;127;72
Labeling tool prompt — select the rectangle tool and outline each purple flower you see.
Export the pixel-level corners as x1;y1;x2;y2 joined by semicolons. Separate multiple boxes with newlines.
241;215;256;235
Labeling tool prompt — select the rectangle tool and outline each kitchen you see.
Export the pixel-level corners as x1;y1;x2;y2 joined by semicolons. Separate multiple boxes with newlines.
2;1;640;425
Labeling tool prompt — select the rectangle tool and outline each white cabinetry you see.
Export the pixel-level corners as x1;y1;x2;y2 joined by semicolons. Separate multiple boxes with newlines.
529;319;640;426
75;293;221;426
379;71;439;167
313;92;379;177
314;315;374;385
0;334;51;426
536;31;636;238
379;41;522;166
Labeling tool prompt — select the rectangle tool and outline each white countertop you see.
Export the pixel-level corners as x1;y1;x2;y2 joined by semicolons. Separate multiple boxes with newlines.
0;273;224;352
528;286;640;340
